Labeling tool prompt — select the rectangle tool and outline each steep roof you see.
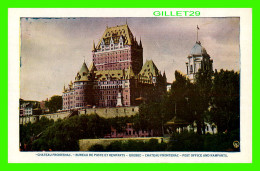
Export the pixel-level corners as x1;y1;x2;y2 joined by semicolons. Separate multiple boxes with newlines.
75;62;91;82
138;60;160;84
139;60;159;77
89;62;97;73
96;24;134;49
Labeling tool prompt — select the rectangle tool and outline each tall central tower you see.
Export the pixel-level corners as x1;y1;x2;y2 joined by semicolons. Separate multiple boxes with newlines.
92;24;143;75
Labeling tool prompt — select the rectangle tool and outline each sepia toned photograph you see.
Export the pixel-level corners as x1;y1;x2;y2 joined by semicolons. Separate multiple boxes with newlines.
19;17;240;152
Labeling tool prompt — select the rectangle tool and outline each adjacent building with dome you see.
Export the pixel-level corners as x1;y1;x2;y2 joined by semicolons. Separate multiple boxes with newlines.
62;24;167;111
185;41;213;81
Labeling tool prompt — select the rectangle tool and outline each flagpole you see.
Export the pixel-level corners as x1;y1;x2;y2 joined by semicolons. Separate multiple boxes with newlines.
197;25;198;42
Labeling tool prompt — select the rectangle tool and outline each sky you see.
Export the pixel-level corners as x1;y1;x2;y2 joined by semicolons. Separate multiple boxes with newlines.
20;17;240;101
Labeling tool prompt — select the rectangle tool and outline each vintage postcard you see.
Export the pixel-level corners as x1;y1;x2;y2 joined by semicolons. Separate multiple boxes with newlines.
8;8;252;163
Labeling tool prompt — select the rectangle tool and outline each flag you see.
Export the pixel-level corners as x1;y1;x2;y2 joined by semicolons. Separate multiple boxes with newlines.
197;25;200;30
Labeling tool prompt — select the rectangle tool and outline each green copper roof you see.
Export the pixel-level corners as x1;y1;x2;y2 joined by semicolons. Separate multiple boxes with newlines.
95;70;125;81
139;60;159;77
96;24;134;49
138;60;160;84
75;62;91;82
79;62;89;74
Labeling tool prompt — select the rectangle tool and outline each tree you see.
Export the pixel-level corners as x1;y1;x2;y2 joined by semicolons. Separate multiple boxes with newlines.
20;116;54;151
209;69;240;133
45;95;62;113
31;114;110;151
192;69;213;134
169;71;194;123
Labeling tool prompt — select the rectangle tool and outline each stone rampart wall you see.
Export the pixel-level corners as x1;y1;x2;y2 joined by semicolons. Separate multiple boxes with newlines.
79;137;166;151
19;106;139;124
78;106;139;118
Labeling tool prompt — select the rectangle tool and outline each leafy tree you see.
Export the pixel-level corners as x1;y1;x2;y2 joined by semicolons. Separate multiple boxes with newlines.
20;116;54;151
168;71;195;125
45;95;62;113
209;69;240;133
31;114;110;151
192;69;213;134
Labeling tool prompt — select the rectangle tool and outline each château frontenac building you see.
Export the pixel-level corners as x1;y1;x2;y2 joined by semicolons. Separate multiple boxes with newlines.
62;24;167;110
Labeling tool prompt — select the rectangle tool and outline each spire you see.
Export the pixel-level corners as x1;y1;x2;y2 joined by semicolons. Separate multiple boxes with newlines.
139;37;142;48
163;70;167;82
92;41;96;52
126;65;136;79
63;84;66;92
79;61;89;74
89;62;97;73
126;18;128;25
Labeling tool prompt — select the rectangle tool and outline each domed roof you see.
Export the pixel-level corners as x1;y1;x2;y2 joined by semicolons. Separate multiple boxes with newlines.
190;41;207;56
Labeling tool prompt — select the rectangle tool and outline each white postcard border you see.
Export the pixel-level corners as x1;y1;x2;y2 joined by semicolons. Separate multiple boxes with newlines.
8;8;252;163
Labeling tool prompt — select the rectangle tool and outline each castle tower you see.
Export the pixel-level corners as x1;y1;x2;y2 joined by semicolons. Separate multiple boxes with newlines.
92;24;143;75
74;61;95;108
